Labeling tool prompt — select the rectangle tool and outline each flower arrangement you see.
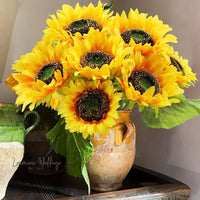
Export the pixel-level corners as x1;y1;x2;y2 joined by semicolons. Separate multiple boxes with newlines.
6;0;200;192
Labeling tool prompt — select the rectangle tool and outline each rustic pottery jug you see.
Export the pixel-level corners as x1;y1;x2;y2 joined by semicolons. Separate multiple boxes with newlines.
24;106;66;175
0;103;39;200
86;110;136;192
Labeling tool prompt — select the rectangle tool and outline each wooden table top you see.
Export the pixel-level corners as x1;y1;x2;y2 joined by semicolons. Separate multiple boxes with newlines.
4;165;191;200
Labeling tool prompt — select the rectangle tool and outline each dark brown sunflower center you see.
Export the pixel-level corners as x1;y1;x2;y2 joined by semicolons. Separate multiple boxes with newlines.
35;61;63;84
66;19;101;35
170;57;185;75
76;90;110;122
128;70;160;95
121;29;154;46
80;51;113;69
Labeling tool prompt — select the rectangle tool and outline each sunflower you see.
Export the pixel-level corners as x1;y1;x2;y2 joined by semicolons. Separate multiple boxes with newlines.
118;52;184;108
63;29;133;80
7;40;70;111
107;9;176;57
58;79;122;138
43;1;113;43
168;50;197;87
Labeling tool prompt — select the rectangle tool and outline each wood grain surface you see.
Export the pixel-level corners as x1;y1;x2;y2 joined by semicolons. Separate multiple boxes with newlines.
5;165;191;200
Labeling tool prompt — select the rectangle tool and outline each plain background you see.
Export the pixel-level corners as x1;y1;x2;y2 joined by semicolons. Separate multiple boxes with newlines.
0;0;200;199
112;1;200;199
0;0;18;81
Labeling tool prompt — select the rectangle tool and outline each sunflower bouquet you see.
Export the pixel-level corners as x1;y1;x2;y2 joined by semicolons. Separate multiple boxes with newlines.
6;0;200;192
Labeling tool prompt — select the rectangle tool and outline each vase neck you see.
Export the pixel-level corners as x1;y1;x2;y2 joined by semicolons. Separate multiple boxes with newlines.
116;111;132;124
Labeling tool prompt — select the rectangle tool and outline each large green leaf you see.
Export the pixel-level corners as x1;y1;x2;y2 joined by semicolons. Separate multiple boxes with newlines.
46;119;93;194
46;119;67;157
66;132;93;194
141;99;200;129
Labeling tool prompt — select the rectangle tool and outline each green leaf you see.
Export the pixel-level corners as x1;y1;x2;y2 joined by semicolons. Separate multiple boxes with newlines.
170;94;186;101
103;0;115;10
66;132;93;194
46;119;67;157
138;105;145;112
141;99;200;129
118;99;135;110
46;119;93;194
129;100;135;110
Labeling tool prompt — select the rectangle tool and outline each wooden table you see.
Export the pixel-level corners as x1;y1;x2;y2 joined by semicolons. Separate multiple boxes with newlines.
5;165;191;200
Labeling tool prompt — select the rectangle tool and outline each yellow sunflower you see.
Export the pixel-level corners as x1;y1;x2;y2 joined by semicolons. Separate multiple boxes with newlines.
168;50;197;87
107;9;176;57
43;1;113;43
58;79;122;138
8;40;70;111
118;52;184;108
63;29;133;80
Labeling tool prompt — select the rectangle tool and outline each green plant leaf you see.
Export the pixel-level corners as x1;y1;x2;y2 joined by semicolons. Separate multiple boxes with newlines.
46;119;67;157
46;119;93;194
118;99;135;110
66;132;93;194
141;99;200;129
103;0;115;10
170;94;186;101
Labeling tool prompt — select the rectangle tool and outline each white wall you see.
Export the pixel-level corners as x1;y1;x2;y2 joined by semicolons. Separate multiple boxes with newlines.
0;0;18;82
1;0;200;199
112;0;200;199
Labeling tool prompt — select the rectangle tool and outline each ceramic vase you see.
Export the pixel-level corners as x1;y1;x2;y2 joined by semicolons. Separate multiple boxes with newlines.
0;103;39;199
24;106;66;175
86;110;136;192
0;142;24;200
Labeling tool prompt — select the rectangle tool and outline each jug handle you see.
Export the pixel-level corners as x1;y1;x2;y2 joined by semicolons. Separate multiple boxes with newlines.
113;121;135;146
24;110;40;135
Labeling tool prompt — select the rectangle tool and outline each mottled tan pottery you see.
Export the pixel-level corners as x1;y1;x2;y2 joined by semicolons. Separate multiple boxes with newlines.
0;103;39;199
86;111;136;192
0;142;24;200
